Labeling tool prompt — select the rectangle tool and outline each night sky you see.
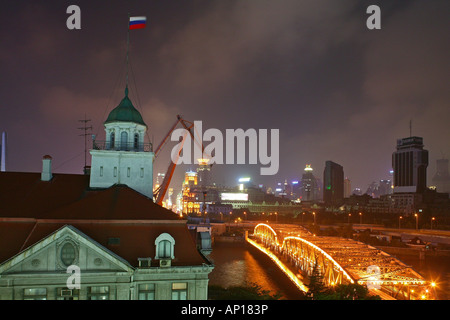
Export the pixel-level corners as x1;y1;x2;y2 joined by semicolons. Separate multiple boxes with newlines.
1;1;449;196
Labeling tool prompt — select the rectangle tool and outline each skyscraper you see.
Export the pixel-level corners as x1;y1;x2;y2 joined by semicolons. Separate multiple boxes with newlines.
392;136;428;193
301;164;319;201
197;158;211;188
323;161;344;206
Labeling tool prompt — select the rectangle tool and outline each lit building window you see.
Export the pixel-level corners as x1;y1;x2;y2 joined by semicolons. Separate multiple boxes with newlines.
172;283;187;300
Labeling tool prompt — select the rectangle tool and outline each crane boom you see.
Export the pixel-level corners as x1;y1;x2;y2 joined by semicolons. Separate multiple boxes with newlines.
153;115;209;206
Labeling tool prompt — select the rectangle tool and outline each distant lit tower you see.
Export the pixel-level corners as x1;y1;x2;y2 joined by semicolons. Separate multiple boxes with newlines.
197;158;211;188
181;171;200;215
323;161;344;206
154;172;165;192
344;178;351;198
432;158;450;193
301;165;318;201
392;136;428;193
378;179;392;196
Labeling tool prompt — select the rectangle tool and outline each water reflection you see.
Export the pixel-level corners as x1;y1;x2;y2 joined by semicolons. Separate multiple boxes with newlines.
208;242;304;299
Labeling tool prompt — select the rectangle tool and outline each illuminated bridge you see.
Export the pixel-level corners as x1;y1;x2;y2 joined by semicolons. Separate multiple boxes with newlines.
247;223;436;300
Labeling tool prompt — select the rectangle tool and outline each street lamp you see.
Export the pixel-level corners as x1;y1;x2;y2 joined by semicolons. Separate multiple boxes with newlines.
302;212;305;224
399;216;403;229
243;211;247;221
431;217;435;230
348;213;352;224
275;212;278;224
313;212;316;225
415;213;419;230
359;212;362;224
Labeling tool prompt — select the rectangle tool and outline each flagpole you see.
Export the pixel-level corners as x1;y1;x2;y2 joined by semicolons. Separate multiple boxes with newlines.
126;13;130;90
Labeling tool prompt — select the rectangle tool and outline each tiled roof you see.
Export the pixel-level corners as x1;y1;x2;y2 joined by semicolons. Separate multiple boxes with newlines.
0;171;211;268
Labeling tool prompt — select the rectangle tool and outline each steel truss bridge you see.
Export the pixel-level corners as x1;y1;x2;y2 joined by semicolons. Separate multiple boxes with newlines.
247;223;436;300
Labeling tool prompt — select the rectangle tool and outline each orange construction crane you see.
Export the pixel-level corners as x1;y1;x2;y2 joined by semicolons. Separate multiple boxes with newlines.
153;115;210;206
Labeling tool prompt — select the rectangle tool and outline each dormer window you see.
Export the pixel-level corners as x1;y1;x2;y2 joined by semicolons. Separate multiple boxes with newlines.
155;233;175;259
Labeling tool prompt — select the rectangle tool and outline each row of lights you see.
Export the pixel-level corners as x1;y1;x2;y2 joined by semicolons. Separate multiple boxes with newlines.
399;213;437;230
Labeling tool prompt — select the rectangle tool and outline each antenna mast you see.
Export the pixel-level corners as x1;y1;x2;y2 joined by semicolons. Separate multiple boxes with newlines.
78;115;93;172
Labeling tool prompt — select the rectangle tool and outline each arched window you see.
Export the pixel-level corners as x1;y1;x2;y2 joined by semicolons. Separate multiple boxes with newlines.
110;132;115;149
155;233;175;259
120;131;128;150
134;133;139;150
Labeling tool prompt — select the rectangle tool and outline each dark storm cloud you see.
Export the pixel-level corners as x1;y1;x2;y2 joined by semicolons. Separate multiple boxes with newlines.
0;1;448;194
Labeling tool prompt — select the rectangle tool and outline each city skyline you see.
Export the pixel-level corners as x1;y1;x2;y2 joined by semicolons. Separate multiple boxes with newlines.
1;1;449;193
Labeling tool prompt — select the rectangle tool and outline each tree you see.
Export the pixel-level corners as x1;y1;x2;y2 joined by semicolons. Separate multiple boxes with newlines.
305;262;328;300
324;283;381;300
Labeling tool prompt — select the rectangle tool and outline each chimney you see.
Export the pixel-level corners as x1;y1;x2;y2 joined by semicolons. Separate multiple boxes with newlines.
41;155;53;181
1;131;6;172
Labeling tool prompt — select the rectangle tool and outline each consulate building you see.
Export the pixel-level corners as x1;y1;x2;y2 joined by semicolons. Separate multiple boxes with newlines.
0;87;214;300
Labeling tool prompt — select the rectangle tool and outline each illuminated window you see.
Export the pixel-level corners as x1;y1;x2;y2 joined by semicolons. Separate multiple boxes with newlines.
172;283;187;300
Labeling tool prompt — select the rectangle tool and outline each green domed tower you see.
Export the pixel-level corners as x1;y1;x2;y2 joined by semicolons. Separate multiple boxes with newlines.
105;87;147;127
89;86;154;199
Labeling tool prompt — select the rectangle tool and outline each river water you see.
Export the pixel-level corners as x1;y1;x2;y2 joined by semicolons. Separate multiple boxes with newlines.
208;241;304;300
208;240;450;300
394;254;450;300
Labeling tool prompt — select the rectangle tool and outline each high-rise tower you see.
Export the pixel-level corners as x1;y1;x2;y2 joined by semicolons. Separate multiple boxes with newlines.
392;136;428;193
323;161;344;206
301;164;319;201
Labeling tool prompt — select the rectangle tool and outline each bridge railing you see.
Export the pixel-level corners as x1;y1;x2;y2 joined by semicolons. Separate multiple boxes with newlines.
250;223;436;300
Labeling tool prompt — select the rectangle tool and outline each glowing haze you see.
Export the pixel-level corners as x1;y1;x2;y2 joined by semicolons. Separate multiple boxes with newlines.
0;1;449;195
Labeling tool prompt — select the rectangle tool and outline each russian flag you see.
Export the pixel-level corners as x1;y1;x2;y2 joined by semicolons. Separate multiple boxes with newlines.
129;16;147;30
